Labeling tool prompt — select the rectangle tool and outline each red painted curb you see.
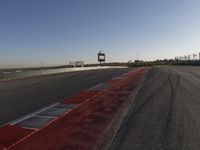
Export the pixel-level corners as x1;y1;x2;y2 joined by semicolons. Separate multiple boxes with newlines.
0;67;148;150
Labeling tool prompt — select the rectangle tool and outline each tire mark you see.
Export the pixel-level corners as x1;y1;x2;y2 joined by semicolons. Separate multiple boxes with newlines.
161;72;182;149
132;69;171;115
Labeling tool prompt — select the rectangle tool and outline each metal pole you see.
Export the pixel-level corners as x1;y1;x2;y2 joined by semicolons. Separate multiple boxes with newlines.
199;53;200;60
188;55;190;60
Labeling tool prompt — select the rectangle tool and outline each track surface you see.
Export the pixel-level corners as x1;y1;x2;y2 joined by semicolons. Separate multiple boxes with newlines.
0;68;133;126
111;66;200;150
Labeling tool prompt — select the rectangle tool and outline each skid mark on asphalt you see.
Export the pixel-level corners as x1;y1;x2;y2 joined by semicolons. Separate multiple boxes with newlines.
110;66;200;150
161;71;183;149
131;70;171;116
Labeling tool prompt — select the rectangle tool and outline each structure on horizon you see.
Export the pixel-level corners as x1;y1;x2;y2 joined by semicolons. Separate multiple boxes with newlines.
69;61;84;67
175;52;200;61
98;51;106;65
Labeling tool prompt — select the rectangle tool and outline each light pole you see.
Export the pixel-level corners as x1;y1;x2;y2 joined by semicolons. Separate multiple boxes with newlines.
188;55;190;60
193;54;196;60
199;53;200;60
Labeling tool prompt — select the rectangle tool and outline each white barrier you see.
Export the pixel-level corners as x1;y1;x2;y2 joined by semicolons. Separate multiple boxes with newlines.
0;66;127;80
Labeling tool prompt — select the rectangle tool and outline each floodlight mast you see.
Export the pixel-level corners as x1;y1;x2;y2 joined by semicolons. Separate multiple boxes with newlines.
199;53;200;60
137;51;139;60
175;52;200;61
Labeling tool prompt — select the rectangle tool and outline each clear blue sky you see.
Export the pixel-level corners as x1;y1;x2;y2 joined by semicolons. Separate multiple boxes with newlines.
1;0;200;67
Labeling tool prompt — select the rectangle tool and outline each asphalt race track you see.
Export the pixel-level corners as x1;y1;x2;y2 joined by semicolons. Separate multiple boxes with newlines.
0;68;133;126
2;66;200;150
110;66;200;150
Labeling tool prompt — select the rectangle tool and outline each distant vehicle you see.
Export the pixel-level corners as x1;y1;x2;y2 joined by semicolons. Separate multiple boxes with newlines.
15;70;23;73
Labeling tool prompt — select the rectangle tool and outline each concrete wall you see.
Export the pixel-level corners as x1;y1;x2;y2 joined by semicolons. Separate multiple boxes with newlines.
0;66;127;80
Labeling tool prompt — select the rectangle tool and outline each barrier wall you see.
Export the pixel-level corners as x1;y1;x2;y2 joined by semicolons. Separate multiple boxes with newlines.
0;66;127;80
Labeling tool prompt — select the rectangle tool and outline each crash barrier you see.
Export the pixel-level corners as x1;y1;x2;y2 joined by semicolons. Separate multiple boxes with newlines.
0;66;127;80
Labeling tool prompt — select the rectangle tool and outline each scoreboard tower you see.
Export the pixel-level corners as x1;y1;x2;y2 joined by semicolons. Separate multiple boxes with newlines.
98;51;106;65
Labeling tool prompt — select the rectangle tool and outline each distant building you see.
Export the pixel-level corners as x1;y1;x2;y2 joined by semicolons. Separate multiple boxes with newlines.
69;61;84;67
